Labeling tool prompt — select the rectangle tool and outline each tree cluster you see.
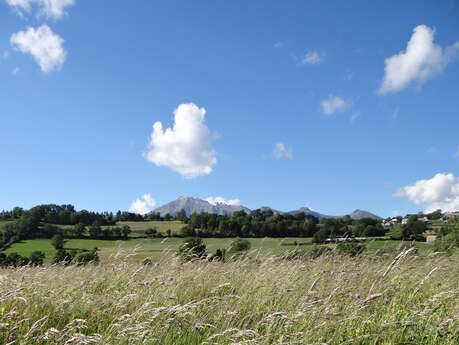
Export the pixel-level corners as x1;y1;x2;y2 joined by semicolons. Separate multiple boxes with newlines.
0;251;45;267
181;210;319;238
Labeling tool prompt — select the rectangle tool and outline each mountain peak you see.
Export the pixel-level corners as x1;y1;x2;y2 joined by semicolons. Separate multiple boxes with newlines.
154;197;249;217
349;209;381;220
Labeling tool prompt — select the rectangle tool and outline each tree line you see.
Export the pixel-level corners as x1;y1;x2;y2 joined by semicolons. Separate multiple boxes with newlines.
179;209;386;241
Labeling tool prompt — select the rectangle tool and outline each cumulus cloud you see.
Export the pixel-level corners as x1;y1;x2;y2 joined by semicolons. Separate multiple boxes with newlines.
302;50;321;64
205;196;241;206
394;173;459;213
380;25;459;94
129;193;156;215
143;103;217;178
321;94;349;115
6;0;75;19
10;25;66;73
273;143;293;160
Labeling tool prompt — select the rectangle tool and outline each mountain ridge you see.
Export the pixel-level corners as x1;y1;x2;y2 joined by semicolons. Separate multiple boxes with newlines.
153;197;381;220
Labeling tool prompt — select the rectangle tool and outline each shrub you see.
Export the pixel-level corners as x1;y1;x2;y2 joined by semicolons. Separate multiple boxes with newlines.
312;229;328;243
228;238;251;253
54;249;73;265
180;225;196;237
51;234;65;249
6;252;29;266
336;242;366;257
74;248;99;265
178;237;207;261
30;251;45;266
145;227;157;238
211;248;226;261
309;245;332;258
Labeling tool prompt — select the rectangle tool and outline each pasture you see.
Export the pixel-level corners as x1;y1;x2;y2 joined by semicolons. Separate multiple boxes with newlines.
3;236;436;263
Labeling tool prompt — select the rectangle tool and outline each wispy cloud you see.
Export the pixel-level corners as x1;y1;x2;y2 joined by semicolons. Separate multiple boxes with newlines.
273;143;293;160
321;94;350;116
350;111;360;123
302;50;322;64
273;41;283;48
6;0;75;20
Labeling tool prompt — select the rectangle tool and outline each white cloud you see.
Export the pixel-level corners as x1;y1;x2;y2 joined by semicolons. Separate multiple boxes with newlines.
10;25;66;73
394;173;459;213
321;94;349;115
350;111;360;123
5;0;75;19
205;196;241;206
380;25;459;94
302;50;321;64
143;103;217;178
5;0;31;15
12;67;20;75
129;193;156;215
273;41;283;48
273;142;293;160
37;0;75;19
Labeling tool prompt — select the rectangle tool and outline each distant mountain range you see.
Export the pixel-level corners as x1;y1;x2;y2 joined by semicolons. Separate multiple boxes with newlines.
153;197;381;220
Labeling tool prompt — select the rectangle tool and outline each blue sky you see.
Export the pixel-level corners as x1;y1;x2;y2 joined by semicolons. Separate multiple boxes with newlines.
1;0;458;217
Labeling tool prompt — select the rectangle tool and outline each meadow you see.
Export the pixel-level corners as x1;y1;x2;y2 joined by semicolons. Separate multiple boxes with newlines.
3;234;434;263
0;248;457;344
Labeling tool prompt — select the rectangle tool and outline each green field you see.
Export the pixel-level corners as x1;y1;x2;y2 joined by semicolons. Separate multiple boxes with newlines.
4;237;313;262
52;220;186;237
3;236;438;263
115;220;185;236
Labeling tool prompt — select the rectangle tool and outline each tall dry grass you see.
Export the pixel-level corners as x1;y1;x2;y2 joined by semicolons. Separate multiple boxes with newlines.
0;249;457;344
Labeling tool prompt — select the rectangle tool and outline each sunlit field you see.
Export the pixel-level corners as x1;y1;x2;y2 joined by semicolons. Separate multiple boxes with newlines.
0;248;457;344
4;236;436;263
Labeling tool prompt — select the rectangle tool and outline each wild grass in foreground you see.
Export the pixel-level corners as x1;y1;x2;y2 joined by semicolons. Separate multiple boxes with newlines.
0;249;457;344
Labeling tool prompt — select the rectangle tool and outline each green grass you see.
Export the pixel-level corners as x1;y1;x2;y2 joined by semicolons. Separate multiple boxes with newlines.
3;236;442;263
115;220;185;236
3;239;56;260
52;220;186;238
3;237;315;262
363;238;431;255
0;250;457;344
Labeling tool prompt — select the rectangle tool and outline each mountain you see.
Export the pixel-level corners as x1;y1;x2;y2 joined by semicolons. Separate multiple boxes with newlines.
256;206;284;214
153;197;382;220
153;197;250;217
348;209;382;220
287;207;334;220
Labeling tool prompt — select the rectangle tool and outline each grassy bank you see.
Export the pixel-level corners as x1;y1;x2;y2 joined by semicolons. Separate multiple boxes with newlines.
0;249;457;344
